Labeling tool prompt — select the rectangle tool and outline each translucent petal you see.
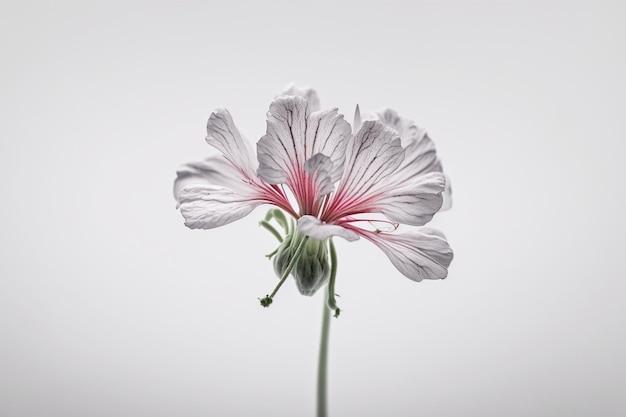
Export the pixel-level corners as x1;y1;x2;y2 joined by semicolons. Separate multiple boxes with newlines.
324;120;404;219
376;109;443;177
257;96;350;188
173;155;251;202
375;108;426;147
297;215;360;242
343;120;404;192
178;185;262;229
205;109;257;176
376;171;446;226
278;84;321;112
362;228;453;281
441;174;453;211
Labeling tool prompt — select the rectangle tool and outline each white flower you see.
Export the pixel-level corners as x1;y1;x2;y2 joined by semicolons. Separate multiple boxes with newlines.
174;86;453;283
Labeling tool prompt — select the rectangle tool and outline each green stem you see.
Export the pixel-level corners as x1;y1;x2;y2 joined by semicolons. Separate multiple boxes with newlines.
317;300;331;417
318;237;339;416
326;238;340;317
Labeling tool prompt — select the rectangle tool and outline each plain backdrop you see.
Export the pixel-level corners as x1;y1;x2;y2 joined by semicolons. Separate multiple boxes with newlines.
1;1;625;416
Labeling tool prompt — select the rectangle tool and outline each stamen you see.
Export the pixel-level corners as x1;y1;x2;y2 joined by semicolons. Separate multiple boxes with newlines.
264;208;290;233
317;194;330;219
367;219;399;233
326;238;340;318
260;235;310;307
259;220;283;242
265;247;279;259
270;209;290;232
338;217;399;233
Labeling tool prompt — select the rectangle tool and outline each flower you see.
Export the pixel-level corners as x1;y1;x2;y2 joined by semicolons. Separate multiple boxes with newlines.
174;86;453;300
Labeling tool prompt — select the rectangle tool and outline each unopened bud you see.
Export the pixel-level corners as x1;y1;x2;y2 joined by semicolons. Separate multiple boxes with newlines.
273;230;330;296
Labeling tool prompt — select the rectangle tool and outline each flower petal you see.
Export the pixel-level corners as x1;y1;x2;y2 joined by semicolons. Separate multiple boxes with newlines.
324;120;404;220
178;185;262;229
173;155;252;202
206;109;257;176
441;174;453;211
376;108;442;177
257;96;350;189
340;120;405;193
278;84;321;112
375;171;446;226
372;109;451;217
257;96;308;184
359;228;453;281
375;108;426;147
298;215;360;242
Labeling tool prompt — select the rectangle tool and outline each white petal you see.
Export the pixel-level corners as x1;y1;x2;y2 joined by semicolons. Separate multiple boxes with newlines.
178;185;262;229
278;83;321;112
304;153;335;197
363;229;453;281
173;155;252;202
298;215;359;242
375;108;426;147
327;120;404;216
257;96;350;187
206;109;257;175
376;171;446;226
376;109;443;177
418;227;448;240
395;133;442;178
441;174;453;211
372;109;451;217
307;108;351;183
257;96;308;184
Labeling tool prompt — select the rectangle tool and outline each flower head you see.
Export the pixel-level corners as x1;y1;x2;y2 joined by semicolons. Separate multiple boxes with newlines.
175;86;453;303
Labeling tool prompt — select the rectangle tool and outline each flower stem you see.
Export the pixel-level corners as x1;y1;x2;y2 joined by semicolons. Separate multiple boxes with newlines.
317;299;331;417
326;238;340;317
318;237;338;417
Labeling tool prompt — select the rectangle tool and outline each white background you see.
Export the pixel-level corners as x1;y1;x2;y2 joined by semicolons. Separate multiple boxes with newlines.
1;1;625;416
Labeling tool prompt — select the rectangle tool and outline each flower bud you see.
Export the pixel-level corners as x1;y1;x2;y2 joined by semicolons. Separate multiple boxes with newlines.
273;230;330;296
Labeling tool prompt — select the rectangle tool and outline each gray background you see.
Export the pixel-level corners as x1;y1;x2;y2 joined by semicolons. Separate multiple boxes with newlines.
1;1;625;416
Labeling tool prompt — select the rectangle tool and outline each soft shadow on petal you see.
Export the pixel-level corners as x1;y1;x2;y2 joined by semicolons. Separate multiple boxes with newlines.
179;185;262;229
304;153;335;197
278;84;321;112
375;109;445;180
206;109;257;176
358;228;453;281
418;227;448;240
440;174;453;211
298;215;360;242
375;108;426;147
174;155;252;202
372;109;451;215
376;171;446;226
394;132;442;178
305;108;351;183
